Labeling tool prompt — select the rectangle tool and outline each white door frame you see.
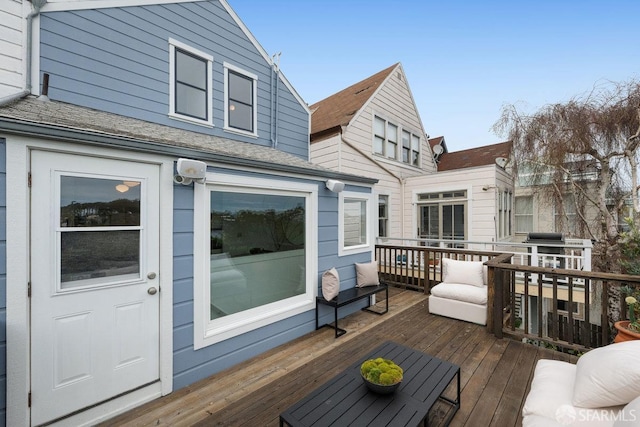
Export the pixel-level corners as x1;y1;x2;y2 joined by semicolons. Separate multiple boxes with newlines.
6;136;174;426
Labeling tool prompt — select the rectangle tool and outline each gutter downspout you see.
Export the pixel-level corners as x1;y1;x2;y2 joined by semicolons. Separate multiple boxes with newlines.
0;0;47;107
339;128;407;238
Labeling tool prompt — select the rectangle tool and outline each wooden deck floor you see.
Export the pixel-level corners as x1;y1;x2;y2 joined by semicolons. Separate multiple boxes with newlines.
101;287;577;427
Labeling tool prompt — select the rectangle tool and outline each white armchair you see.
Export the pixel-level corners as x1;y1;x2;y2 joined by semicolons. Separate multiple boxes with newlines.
428;258;488;325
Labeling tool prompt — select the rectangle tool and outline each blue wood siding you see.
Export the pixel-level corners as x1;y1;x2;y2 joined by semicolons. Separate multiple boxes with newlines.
38;1;309;160
0;139;6;424
171;170;372;389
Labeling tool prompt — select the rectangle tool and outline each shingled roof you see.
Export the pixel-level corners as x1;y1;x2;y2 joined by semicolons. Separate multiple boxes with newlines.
310;63;399;142
0;96;377;184
436;140;512;171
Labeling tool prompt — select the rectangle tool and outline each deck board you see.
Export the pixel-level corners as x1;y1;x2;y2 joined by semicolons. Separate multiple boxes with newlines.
100;287;577;427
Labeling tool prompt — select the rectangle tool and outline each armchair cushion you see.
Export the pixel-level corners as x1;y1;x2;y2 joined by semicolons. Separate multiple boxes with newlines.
441;258;485;287
430;282;487;305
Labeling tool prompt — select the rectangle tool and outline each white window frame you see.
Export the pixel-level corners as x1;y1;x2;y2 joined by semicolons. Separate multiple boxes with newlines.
339;191;374;256
193;173;317;349
168;38;213;127
223;62;258;137
378;194;389;238
515;195;534;234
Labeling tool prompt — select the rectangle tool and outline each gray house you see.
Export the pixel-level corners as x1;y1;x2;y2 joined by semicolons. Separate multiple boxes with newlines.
0;1;376;425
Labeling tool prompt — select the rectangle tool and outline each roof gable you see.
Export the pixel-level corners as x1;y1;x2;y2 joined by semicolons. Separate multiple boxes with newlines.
436;141;512;171
310;63;398;139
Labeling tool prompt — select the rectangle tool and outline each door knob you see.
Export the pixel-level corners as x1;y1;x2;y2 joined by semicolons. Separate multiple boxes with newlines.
147;272;157;279
148;287;158;295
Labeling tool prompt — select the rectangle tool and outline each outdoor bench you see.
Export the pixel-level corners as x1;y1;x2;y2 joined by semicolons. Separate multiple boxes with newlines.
315;282;388;338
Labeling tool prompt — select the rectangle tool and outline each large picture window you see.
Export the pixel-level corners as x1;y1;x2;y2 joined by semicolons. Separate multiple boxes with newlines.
169;38;213;126
194;176;317;348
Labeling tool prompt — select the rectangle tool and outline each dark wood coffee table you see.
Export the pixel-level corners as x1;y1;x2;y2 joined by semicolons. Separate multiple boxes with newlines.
280;341;460;426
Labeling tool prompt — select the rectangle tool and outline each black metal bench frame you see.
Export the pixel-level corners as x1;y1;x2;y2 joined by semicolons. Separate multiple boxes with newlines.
315;282;388;338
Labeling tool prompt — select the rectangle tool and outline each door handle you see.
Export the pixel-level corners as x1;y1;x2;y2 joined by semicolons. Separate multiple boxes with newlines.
147;272;157;280
147;287;158;295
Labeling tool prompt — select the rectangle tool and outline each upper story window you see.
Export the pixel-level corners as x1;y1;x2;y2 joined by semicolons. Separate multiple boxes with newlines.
224;62;258;136
168;38;213;126
498;189;513;239
374;116;420;166
515;195;533;233
402;131;420;166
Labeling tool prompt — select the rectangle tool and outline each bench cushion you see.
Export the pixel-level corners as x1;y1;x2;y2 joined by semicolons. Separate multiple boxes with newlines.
355;261;380;287
321;268;339;301
430;282;487;305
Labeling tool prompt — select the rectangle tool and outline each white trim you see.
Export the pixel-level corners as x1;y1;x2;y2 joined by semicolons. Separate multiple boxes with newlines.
193;173;318;349
6;137;174;426
223;62;258;137
339;191;374;256
41;0;206;12
168;38;214;127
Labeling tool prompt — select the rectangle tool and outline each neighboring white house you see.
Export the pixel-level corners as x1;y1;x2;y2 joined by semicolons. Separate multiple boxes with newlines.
310;64;515;247
0;0;26;98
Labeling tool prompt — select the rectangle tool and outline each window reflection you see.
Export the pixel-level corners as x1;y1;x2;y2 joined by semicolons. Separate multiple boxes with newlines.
60;176;140;227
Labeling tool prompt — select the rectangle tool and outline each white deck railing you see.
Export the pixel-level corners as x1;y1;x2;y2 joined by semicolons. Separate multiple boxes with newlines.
376;237;592;272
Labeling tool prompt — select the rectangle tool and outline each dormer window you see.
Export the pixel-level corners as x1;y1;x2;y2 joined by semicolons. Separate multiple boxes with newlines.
168;39;213;127
224;63;258;136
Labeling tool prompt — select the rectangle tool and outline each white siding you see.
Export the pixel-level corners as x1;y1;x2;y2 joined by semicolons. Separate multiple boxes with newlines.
0;0;24;97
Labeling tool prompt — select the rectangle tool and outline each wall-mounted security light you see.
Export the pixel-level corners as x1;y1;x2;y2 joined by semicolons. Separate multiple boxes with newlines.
174;158;207;185
325;179;345;193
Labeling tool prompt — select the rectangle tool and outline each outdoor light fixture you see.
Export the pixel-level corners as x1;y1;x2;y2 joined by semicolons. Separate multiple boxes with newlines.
325;179;345;193
175;158;207;185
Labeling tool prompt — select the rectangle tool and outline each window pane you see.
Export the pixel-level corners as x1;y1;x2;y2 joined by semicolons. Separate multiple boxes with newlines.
61;231;140;287
374;136;384;154
228;71;253;104
378;195;388;238
374;116;385;136
387;123;397;142
176;83;207;119
228;101;253;132
344;198;367;247
176;50;206;90
210;191;305;320
411;134;420;151
402;131;410;148
60;176;140;227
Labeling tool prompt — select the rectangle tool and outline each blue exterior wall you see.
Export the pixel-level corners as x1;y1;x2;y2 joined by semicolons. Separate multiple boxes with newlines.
171;170;372;389
38;1;309;159
0;139;6;425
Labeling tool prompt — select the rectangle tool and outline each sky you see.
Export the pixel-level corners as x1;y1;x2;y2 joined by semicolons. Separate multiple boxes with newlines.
228;0;640;152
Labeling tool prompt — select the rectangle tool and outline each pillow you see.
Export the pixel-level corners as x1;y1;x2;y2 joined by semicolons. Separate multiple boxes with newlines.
441;258;485;287
572;340;640;408
522;359;576;420
355;261;379;287
321;268;339;301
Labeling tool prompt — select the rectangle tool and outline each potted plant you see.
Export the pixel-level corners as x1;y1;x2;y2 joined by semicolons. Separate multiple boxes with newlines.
360;358;403;394
614;286;640;342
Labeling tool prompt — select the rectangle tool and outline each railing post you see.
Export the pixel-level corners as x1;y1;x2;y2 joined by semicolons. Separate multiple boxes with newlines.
492;267;503;338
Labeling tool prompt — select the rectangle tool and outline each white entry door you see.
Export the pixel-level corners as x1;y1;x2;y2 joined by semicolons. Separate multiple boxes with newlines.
30;150;160;426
